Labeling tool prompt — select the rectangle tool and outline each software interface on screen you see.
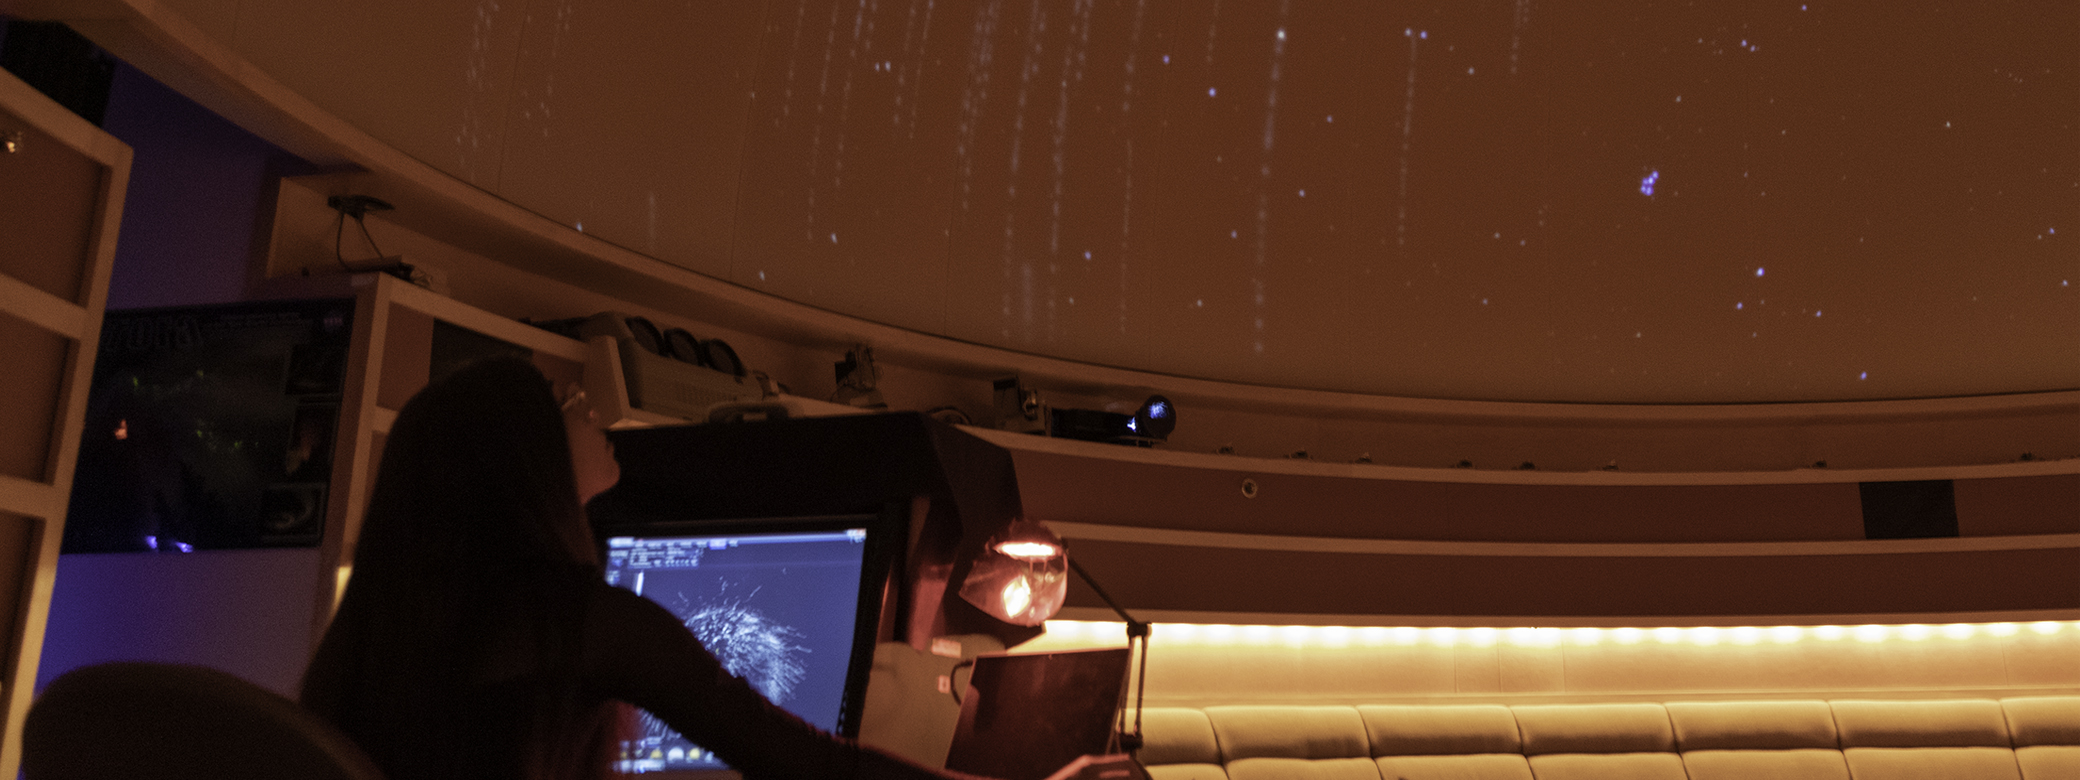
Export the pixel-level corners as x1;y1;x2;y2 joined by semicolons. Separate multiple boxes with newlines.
603;526;871;774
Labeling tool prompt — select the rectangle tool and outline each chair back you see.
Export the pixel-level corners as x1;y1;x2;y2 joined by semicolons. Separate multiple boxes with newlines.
23;661;386;780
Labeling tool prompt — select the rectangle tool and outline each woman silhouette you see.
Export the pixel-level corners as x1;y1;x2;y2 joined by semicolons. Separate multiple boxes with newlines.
301;358;995;780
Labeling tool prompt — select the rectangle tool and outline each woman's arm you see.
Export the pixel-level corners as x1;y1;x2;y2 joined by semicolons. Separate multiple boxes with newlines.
581;583;995;780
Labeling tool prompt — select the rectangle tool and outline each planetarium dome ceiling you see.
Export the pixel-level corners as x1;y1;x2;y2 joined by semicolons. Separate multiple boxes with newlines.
195;0;2077;404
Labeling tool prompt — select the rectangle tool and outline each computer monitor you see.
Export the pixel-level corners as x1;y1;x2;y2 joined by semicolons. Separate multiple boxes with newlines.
599;514;898;776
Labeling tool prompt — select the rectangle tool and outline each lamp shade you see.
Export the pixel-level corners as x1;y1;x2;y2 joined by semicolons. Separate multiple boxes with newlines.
959;519;1068;626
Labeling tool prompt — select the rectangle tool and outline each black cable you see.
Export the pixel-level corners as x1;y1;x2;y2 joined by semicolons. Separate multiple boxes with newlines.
354;213;387;260
333;210;351;272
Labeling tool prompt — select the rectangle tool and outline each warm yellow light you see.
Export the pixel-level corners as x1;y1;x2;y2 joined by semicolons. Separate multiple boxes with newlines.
1508;627;1560;647
995;541;1062;559
1033;618;2075;649
1000;576;1033;618
1242;625;1275;645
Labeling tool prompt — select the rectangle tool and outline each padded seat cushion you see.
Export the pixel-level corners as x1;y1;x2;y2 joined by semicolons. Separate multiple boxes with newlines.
1842;747;2022;780
1524;752;1687;780
1513;704;1674;754
1225;756;1380;780
1208;707;1370;762
2001;697;2080;747
1666;700;1837;750
1143;708;1224;766
2014;746;2080;780
1831;700;2010;748
1374;754;1532;780
1358;705;1520;756
1680;748;1850;780
1147;765;1232;780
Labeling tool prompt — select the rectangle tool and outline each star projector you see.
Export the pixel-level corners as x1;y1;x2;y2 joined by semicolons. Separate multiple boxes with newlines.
993;378;1176;447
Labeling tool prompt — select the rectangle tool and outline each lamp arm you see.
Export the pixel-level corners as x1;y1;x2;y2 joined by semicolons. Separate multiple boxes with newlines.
1065;556;1149;755
1065;557;1149;639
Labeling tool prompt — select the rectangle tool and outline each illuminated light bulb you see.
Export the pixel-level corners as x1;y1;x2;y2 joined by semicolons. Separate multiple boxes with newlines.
1506;627;1539;647
1000;577;1033;619
1427;627;1458;647
2030;621;2062;636
1358;626;1390;646
1467;627;1499;647
1571;627;1602;646
995;541;1061;559
1770;626;1803;644
1730;626;1762;645
1899;624;1933;641
1988;623;2019;637
1653;627;1684;645
1854;625;1888;643
1243;625;1275;645
1392;626;1422;646
1941;623;1975;640
1688;627;1721;646
1281;625;1312;646
1813;625;1846;641
1613;627;1645;645
1320;626;1352;647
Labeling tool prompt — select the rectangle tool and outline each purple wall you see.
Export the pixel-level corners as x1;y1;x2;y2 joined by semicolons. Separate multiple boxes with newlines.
37;62;323;697
99;61;311;308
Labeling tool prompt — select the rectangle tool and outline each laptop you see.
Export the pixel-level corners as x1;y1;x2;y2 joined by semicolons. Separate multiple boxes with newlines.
942;648;1134;780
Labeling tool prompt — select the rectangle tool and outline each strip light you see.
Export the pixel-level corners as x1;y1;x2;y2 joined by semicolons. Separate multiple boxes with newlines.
1040;619;2080;648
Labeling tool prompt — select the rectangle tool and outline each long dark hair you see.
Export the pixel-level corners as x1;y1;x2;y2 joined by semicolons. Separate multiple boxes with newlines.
302;358;620;780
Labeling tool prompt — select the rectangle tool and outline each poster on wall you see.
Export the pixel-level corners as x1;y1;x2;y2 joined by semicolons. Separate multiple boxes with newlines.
64;299;354;553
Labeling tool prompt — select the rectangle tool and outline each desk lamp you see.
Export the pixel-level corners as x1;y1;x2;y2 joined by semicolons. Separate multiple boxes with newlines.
958;520;1151;756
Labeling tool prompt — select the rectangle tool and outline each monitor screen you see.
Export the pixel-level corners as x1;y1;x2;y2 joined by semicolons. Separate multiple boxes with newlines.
600;515;892;776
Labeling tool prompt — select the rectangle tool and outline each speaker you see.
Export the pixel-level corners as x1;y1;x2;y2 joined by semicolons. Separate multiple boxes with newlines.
1859;480;1959;539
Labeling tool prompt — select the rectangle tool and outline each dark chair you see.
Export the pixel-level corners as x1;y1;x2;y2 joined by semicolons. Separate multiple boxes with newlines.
23;661;386;780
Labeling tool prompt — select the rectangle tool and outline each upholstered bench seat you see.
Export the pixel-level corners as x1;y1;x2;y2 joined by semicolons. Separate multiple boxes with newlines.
1135;696;2080;780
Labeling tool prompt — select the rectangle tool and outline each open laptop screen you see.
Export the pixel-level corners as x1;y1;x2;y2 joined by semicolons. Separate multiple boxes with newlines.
943;648;1133;780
